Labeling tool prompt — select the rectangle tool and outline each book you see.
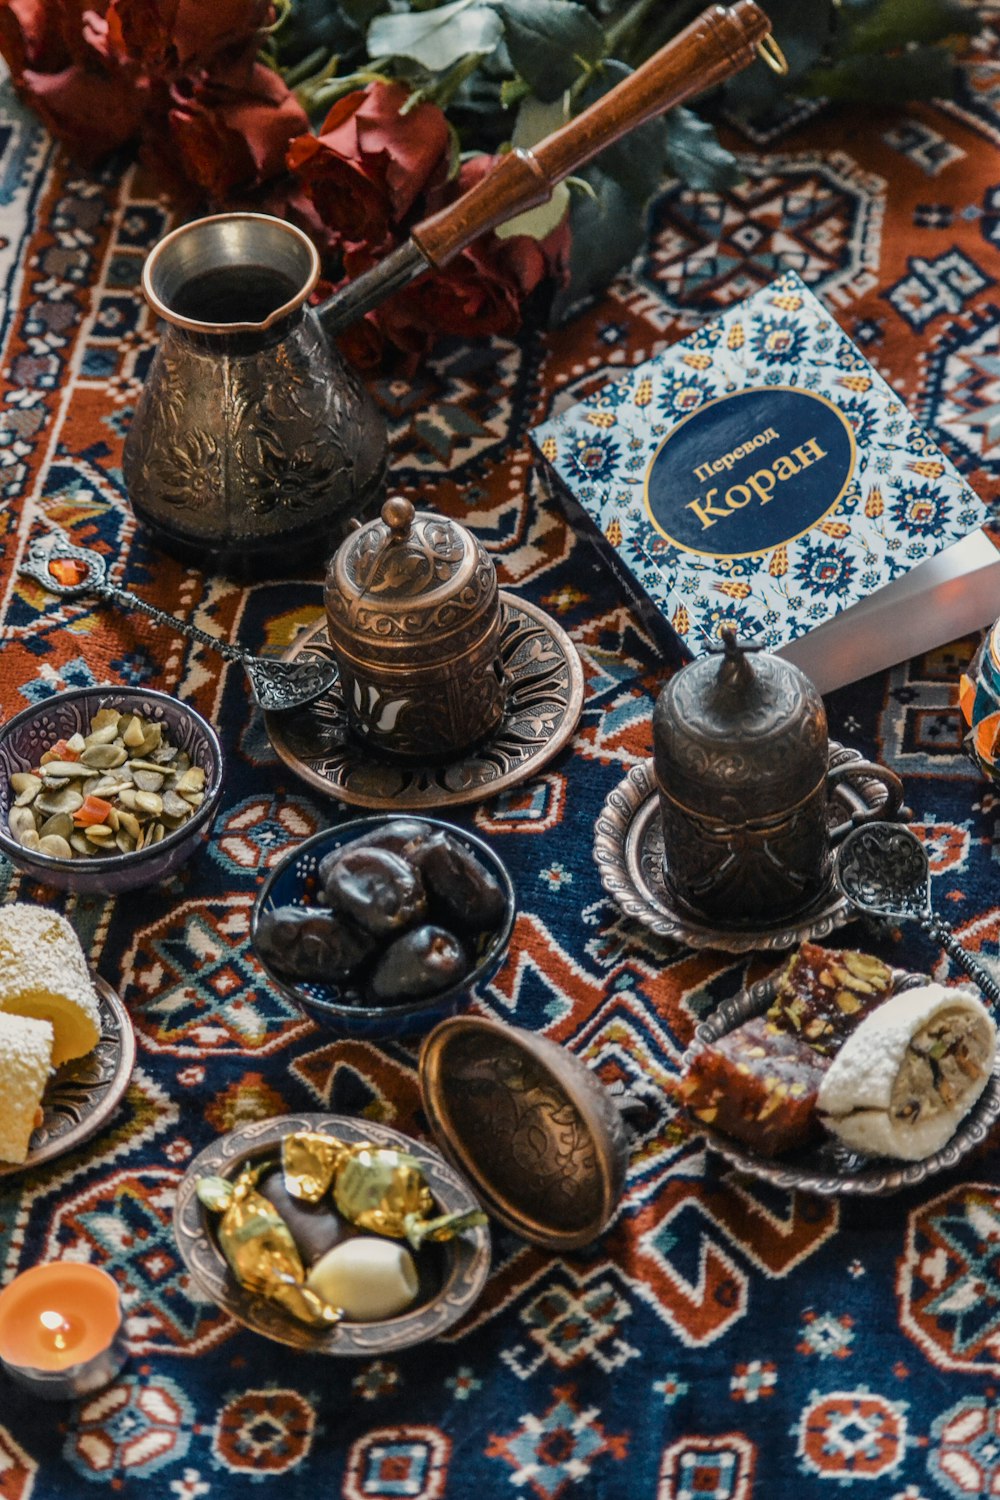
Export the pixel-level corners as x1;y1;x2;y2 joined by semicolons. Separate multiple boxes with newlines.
532;269;1000;694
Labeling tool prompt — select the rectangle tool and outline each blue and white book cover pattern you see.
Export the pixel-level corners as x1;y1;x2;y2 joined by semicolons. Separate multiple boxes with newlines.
533;270;988;657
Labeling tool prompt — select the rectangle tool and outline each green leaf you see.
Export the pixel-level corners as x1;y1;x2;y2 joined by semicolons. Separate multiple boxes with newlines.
490;0;606;102
846;0;973;53
664;108;742;193
802;43;957;101
549;164;645;321
367;0;503;72
340;0;388;28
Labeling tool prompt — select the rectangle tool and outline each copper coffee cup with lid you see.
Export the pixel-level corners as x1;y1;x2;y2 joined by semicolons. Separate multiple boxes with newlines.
324;497;507;761
652;629;905;924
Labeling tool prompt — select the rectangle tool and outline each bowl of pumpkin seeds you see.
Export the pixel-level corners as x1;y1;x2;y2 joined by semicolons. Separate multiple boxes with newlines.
0;685;223;893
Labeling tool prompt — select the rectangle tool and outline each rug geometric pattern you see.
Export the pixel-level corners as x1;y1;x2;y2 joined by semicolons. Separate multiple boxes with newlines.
3;30;1000;1496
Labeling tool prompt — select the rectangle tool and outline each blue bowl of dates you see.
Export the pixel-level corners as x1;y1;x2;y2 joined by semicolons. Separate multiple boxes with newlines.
251;816;516;1039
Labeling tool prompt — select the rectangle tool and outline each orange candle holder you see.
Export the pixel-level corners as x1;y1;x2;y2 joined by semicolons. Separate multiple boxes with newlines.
0;1263;127;1400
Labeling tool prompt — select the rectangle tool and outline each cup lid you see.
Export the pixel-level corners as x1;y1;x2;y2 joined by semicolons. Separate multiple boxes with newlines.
418;1016;629;1251
326;497;498;655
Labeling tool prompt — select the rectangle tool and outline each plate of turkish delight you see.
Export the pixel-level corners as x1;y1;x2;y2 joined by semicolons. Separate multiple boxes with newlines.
677;941;1000;1195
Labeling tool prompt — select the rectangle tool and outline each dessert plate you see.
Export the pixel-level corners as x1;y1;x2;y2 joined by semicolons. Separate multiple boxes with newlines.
265;594;584;810
683;968;1000;1195
594;744;905;953
173;1113;490;1355
0;976;135;1177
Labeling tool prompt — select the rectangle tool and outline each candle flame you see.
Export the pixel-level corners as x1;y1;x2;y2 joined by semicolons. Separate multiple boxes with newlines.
39;1308;75;1352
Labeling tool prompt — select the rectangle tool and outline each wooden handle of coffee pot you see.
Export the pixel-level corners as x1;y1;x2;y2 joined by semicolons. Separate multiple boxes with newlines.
316;1;778;336
411;0;773;268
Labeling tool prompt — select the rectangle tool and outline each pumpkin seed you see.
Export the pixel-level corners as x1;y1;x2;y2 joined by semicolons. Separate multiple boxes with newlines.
19;829;40;851
39;760;91;779
38;812;74;841
11;773;41;806
85;722;119;746
70;833;93;855
132;770;164;793
81;744;128;770
38;834;73;859
35;788;84;816
134;791;163;817
116;831;136;853
66;732;86;755
8;806;36;841
91;708;121;731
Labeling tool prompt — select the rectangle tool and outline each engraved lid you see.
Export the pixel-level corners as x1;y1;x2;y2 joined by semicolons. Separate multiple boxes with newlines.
419;1016;628;1251
652;627;828;815
325;497;499;667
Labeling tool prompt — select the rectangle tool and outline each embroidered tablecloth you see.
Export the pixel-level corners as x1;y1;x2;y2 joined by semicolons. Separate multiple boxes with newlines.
3;37;1000;1500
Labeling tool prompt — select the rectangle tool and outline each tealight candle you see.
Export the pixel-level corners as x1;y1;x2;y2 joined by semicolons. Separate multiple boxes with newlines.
0;1263;127;1400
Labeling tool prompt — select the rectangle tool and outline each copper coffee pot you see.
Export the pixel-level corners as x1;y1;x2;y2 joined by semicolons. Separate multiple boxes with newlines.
122;3;780;572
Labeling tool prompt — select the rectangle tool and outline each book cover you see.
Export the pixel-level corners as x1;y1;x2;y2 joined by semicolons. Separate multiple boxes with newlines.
532;269;991;673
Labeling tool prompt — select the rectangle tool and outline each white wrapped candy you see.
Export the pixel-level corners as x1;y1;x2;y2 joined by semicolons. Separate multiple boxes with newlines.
306;1236;419;1321
817;984;996;1161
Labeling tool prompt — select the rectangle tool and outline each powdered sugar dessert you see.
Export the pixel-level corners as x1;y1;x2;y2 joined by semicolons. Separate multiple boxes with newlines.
0;1011;53;1163
0;905;100;1065
817;984;996;1161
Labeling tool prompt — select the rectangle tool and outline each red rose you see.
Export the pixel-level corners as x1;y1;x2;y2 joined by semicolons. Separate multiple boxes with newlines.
107;0;272;73
0;0;70;76
19;56;146;160
287;81;450;249
346;152;570;358
168;59;309;203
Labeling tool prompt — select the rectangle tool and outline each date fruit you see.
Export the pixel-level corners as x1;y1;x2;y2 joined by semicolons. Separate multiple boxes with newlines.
255;904;374;982
412;831;507;935
324;847;427;936
370;925;469;1002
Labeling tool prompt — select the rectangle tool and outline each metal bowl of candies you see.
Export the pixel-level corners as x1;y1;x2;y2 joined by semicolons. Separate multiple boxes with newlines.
251;816;516;1040
173;1113;490;1355
0;685;223;894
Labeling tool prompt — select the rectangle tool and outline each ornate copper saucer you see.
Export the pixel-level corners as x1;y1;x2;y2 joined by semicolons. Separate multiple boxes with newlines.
173;1113;490;1355
265;593;584;810
685;967;1000;1195
0;977;135;1176
593;743;906;954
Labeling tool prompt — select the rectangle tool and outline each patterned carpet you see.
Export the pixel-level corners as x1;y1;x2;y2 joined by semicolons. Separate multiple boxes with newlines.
4;31;1000;1500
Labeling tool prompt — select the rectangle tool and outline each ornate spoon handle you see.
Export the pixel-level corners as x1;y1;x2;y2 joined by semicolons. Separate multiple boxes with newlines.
98;581;244;664
919;913;1000;1009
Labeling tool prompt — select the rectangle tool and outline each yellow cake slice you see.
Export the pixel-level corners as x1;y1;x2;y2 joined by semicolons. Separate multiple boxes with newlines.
0;905;101;1066
0;1011;54;1163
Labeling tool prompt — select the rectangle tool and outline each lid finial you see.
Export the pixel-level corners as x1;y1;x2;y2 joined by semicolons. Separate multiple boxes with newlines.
381;496;414;539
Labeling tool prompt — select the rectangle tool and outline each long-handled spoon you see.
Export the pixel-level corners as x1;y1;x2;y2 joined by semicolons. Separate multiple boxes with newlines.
835;820;1000;1007
19;530;337;713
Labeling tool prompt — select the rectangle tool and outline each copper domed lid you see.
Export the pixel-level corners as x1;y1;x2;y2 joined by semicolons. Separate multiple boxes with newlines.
419;1016;629;1251
653;627;828;816
325;497;499;667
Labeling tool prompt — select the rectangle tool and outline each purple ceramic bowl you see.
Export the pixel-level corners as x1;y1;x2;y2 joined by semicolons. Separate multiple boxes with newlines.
0;685;223;894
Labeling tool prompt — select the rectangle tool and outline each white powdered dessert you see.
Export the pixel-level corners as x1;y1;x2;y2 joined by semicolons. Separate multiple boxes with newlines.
0;1011;54;1163
817;984;996;1160
0;905;100;1066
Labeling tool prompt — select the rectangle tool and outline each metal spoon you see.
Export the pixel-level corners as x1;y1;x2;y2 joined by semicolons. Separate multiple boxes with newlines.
835;820;1000;1007
18;530;337;713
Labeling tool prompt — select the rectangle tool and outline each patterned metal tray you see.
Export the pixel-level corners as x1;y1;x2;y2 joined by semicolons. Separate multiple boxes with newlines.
685;967;1000;1196
593;744;904;953
174;1113;491;1355
265;593;584;810
0;976;135;1176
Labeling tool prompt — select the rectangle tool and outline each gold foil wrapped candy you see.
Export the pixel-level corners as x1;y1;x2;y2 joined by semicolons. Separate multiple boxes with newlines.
333;1144;487;1250
281;1131;351;1203
196;1166;341;1328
